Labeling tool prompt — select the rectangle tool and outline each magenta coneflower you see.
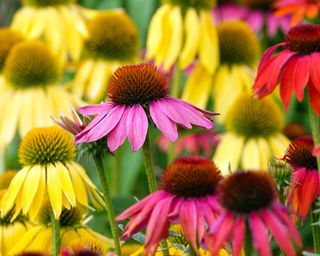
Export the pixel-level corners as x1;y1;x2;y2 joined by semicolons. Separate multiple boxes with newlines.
75;63;217;152
205;171;301;256
116;156;222;255
253;24;320;115
283;136;320;221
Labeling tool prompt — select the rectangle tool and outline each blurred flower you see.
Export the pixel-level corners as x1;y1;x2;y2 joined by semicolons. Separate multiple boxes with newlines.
117;156;222;255
0;41;82;150
282;123;307;140
214;93;289;173
205;171;301;256
146;0;219;72
70;10;140;103
253;24;320;115
214;2;291;37
51;109;85;136
158;130;219;157
314;144;320;156
182;21;259;120
75;64;217;152
274;0;319;26
9;206;112;254
1;127;104;221
11;0;93;63
283;136;320;221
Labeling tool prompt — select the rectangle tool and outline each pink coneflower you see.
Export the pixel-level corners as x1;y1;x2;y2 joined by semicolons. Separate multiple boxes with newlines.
283;136;320;221
253;24;320;115
205;171;301;256
75;64;217;152
116;156;222;255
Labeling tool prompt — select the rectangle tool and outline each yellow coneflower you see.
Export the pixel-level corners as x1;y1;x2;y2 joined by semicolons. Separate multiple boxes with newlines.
1;127;104;221
10;0;92;63
0;41;82;149
69;9;139;103
8;206;112;254
182;21;259;121
146;0;219;72
213;93;289;174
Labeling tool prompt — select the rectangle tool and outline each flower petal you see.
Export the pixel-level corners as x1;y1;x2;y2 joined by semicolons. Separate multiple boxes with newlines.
310;52;320;92
78;102;113;116
308;80;320;116
232;216;245;256
293;55;311;102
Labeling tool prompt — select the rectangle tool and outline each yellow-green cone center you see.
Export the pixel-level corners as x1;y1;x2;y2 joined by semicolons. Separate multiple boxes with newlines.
22;0;74;7
0;29;24;72
4;41;60;88
218;21;260;66
19;127;76;166
226;93;284;138
85;11;139;61
163;0;216;9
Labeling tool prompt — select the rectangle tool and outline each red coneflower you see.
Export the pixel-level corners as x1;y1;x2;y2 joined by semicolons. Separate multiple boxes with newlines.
253;24;320;115
283;135;320;221
116;156;222;255
205;171;301;256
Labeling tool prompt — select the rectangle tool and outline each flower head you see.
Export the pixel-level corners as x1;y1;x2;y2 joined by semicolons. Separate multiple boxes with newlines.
205;171;301;256
253;24;320;115
75;63;217;152
117;156;222;255
1;127;104;220
283;136;320;220
61;237;109;256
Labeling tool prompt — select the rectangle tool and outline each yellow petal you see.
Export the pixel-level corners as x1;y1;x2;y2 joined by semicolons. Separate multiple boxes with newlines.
213;133;244;175
69;161;96;188
68;164;89;207
199;10;219;74
1;167;29;216
236;65;254;91
56;162;76;207
71;59;94;99
163;6;183;71
46;163;63;219
22;165;41;214
269;133;290;158
257;137;271;170
146;4;171;59
179;7;199;69
182;63;212;108
241;138;260;170
27;8;45;38
18;90;34;137
11;8;33;34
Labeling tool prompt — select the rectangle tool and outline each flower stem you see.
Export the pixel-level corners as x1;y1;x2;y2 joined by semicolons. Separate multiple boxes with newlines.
50;210;60;256
93;152;122;256
308;100;320;253
244;225;253;256
112;150;121;195
141;132;158;193
189;242;197;256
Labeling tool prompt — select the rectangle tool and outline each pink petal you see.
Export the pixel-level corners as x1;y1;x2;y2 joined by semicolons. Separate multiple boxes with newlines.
116;191;170;220
292;55;311;102
125;104;148;152
308;80;320;116
78;102;113;115
249;212;272;256
150;100;178;142
313;144;320;157
167;197;183;222
107;106;130;152
206;195;221;212
310;52;320;92
261;209;296;256
257;42;286;72
232;216;245;256
246;11;263;32
196;199;209;242
121;212;151;240
179;200;199;254
266;13;278;37
144;196;174;255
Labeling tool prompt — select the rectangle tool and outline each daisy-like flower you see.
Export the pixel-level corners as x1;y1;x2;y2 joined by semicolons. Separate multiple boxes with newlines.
205;171;301;256
274;0;319;26
75;63;217;152
0;41;82;149
70;10;140;103
9;206;112;254
283;136;320;221
1;127;104;221
117;156;222;255
11;0;92;62
182;20;259;119
214;93;289;173
146;0;219;72
253;24;320;115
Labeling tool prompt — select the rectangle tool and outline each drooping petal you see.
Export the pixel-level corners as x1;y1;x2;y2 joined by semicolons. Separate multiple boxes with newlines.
232;216;245;256
46;164;63;219
150;100;178;142
257;43;286;72
125;105;148;152
78;102;113;116
313;144;320;156
249;212;272;256
308;80;320;116
310;52;320;92
242;139;260;169
293;55;311;102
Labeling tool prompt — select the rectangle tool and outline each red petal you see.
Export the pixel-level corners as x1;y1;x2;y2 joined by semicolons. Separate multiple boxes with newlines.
293;55;311;102
310;52;320;93
308;80;320;116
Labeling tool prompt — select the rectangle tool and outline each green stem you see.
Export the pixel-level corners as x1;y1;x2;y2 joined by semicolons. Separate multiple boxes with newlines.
112;150;121;196
188;242;197;256
93;153;122;256
141;132;158;193
308;100;320;253
244;225;253;256
51;210;60;256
